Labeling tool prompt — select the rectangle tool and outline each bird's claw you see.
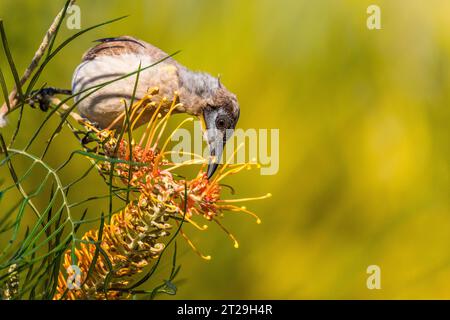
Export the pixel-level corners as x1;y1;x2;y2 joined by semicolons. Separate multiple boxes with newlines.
27;88;56;112
27;87;72;112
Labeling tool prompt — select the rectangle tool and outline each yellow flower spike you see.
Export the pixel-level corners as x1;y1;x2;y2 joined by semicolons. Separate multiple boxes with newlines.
219;204;262;224
148;86;159;95
130;95;146;112
106;95;148;131
115;98;130;130
165;159;206;172
148;98;177;143
179;227;212;261
209;142;245;186
182;214;209;231
214;164;248;183
151;98;181;150
80;119;101;133
159;117;194;156
130;102;152;131
163;150;205;160
218;193;272;203
151;116;195;170
214;219;239;249
55;91;268;300
140;99;165;149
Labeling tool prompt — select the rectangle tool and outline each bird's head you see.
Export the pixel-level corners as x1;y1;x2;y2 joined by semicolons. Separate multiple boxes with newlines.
201;83;240;179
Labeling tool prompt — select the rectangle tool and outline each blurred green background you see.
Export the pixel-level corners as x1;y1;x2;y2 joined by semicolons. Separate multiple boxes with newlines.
0;0;449;299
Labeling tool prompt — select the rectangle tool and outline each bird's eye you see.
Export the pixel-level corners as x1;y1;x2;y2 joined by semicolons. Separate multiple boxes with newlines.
215;116;228;130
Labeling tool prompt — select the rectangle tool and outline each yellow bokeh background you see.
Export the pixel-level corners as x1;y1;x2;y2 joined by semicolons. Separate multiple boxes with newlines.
0;0;449;299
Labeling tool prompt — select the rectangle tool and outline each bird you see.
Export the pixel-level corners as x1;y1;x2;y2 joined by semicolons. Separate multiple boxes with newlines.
70;36;239;178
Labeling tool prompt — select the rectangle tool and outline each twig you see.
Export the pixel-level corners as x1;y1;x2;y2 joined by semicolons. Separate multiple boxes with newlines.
0;0;76;120
49;97;84;124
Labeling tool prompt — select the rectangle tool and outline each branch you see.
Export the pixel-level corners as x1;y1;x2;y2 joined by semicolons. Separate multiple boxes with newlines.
0;0;76;122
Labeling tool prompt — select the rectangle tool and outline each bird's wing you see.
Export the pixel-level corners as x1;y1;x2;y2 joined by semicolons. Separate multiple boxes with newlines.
82;36;174;63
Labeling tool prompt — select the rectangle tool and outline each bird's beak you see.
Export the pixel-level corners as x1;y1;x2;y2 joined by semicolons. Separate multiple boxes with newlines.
204;124;226;179
207;146;221;180
206;137;224;179
201;113;225;179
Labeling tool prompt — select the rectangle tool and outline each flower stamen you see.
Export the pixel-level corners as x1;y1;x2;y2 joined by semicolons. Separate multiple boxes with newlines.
179;227;211;261
214;219;239;249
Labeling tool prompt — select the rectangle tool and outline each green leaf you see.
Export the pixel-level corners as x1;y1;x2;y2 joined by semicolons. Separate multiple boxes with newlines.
0;66;10;112
25;15;128;96
46;0;72;57
0;20;23;100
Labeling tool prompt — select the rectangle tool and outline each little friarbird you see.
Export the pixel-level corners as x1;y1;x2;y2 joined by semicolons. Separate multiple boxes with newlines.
0;36;241;178
73;36;240;178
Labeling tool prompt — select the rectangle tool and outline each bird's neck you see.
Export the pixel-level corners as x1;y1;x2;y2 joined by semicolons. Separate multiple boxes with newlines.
177;67;219;115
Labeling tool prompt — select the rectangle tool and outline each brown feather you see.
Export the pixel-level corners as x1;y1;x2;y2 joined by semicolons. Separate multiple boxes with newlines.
82;36;174;63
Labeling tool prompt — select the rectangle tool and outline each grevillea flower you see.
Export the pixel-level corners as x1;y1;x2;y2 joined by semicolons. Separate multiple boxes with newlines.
54;91;270;300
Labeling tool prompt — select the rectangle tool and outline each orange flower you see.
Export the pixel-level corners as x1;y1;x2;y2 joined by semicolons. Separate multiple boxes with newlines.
54;92;270;299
